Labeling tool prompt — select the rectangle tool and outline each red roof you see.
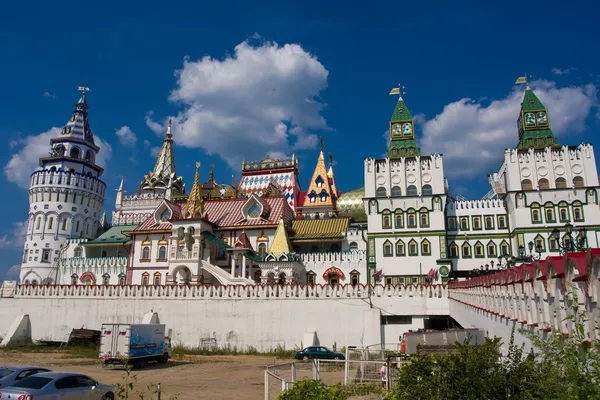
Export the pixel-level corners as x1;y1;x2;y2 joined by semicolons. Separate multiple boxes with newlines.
133;200;182;232
204;196;294;228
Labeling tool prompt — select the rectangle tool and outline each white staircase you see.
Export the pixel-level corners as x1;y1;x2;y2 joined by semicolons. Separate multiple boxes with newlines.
200;260;254;285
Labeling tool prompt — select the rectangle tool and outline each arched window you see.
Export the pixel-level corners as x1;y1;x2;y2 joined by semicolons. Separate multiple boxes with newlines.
327;273;339;286
142;246;151;260
407;185;417;196
307;271;316;285
315;176;324;188
47;217;53;230
74;246;83;257
320;189;328;202
422;184;432;195
407;210;417;228
394;210;403;228
383;240;393;257
24;279;31;285
391;186;402;197
247;203;261;218
158;246;167;260
572;201;584;221
521;179;533;190
530;204;541;223
118;273;126;285
70;274;78;285
382;210;391;229
142;273;149;286
573;176;584;188
534;235;546;252
70;147;80;159
153;273;161;286
349;242;358;251
62;218;68;231
350;271;360;286
395;240;405;256
558;201;569;222
85;150;94;162
102;274;110;285
500;241;510;256
419;208;429;227
421;239;431;255
36;217;41;230
555;177;567;188
408;240;418;256
376;187;387;197
544;203;556;222
538;178;549;190
258;243;267;258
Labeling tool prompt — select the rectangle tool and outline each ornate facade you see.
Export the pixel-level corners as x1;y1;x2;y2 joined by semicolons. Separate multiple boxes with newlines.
22;90;367;287
365;84;600;285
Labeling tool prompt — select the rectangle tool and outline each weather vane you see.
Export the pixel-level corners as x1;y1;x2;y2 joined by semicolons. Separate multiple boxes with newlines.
77;86;90;92
515;73;533;85
389;83;406;97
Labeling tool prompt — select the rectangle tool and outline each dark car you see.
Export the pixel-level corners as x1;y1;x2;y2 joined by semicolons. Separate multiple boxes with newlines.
0;366;50;388
294;346;345;361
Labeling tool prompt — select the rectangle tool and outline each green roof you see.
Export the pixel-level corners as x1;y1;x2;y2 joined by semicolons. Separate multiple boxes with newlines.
390;97;413;122
388;139;420;158
522;89;545;111
83;224;137;246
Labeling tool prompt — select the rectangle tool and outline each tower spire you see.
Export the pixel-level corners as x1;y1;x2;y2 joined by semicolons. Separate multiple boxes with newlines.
152;119;176;177
515;76;558;149
387;85;420;158
183;162;203;218
327;152;338;199
268;217;293;254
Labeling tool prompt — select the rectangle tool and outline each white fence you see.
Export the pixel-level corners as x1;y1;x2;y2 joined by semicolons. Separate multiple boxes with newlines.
264;359;392;400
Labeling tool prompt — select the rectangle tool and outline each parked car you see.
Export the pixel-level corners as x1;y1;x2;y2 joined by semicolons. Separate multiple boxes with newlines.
0;372;115;399
295;346;345;361
0;366;50;388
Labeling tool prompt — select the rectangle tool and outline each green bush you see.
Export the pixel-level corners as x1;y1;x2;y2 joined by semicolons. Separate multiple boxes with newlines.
278;380;382;400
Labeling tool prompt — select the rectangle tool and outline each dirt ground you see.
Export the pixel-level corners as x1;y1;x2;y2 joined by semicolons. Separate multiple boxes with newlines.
0;351;285;399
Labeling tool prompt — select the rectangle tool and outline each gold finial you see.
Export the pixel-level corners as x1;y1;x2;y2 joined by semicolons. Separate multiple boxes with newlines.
196;161;200;169
319;136;324;152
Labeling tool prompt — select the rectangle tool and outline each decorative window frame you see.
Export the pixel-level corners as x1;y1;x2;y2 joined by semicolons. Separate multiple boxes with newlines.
383;240;393;257
484;215;494;230
572;201;584;222
499;240;511;256
474;241;485;258
307;271;316;285
459;217;469;231
421;239;431;256
419;208;430;228
472;216;482;231
461;242;472;258
449;242;459;259
544;203;556;223
487;241;497;257
497;215;507;229
407;209;417;228
395;239;405;256
141;272;150;286
391;186;402;197
382;210;392;229
408;239;418;256
447;217;458;231
530;203;542;224
394;209;404;229
558;201;570;222
534;234;546;252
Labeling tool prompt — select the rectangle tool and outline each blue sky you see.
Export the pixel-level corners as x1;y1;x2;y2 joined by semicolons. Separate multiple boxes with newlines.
1;0;599;280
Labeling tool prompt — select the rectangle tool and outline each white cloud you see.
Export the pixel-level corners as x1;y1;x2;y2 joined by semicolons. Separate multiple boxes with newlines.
150;146;162;158
0;221;28;249
4;264;21;281
4;128;113;189
115;126;137;146
145;111;164;135
419;80;598;178
147;37;329;168
551;67;577;76
43;91;57;99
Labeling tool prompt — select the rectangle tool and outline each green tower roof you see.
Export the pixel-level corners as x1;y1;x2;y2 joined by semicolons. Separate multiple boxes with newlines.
517;87;559;150
387;94;420;158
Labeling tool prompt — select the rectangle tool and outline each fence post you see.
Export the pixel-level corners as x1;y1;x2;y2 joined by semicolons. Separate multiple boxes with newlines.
344;359;349;385
264;370;269;400
291;362;296;383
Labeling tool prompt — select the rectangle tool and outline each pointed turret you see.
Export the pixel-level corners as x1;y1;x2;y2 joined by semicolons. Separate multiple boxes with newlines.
268;217;293;254
301;137;336;210
138;119;185;198
60;89;96;146
327;152;338;199
516;86;558;149
115;178;124;209
183;162;204;218
387;90;420;158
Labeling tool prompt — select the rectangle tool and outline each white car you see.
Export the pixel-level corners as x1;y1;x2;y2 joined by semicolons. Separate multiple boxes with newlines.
0;371;115;399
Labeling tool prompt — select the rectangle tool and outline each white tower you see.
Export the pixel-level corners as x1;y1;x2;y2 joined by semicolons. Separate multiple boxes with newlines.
20;89;106;284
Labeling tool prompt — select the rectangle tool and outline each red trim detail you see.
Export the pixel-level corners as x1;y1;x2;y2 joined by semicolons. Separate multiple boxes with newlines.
322;267;345;280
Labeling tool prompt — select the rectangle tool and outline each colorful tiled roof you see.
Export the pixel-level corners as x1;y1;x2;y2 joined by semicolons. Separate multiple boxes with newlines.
388;95;420;158
336;186;367;222
517;88;558;149
83;224;137;245
204;196;294;228
302;143;335;209
235;231;254;250
290;218;349;241
269;217;293;254
522;88;545;112
390;96;413;122
132;200;182;232
239;169;299;211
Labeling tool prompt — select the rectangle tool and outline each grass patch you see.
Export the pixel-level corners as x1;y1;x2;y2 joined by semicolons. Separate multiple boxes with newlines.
0;340;99;359
172;343;296;359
